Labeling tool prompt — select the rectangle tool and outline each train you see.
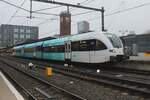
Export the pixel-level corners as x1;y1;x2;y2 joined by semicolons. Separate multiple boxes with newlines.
13;31;128;64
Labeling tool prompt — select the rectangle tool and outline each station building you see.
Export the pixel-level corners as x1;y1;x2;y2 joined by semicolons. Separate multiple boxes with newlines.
0;24;38;48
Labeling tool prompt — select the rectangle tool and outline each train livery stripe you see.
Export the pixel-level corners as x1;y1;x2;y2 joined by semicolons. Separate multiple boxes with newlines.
144;53;150;57
43;53;64;61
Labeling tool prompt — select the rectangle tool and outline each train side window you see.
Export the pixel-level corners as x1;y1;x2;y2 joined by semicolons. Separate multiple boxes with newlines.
72;41;80;51
36;46;42;51
25;48;34;52
57;45;64;52
96;40;107;50
43;45;64;52
89;39;96;51
43;47;49;52
16;49;21;53
80;40;89;51
51;46;55;52
71;39;106;51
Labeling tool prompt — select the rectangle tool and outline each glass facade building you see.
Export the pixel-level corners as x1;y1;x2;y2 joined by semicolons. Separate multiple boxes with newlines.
0;24;38;48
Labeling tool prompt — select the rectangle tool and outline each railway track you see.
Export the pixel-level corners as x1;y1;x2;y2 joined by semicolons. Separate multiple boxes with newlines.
3;56;150;98
11;56;150;75
6;56;150;76
0;58;86;100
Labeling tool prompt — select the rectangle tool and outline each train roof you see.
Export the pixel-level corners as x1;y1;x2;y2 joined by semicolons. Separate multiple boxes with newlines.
24;42;37;48
14;31;115;48
15;36;56;46
43;37;68;47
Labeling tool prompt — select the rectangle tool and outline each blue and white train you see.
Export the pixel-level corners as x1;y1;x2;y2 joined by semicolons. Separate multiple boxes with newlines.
13;31;128;64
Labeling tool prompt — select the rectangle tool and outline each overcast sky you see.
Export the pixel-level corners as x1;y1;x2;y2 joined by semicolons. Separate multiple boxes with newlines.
0;0;150;38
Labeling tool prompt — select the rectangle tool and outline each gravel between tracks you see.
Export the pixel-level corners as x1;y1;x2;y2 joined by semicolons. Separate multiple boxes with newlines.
1;57;149;100
19;64;146;100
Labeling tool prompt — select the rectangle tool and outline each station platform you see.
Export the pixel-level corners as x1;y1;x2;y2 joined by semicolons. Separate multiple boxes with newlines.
0;71;24;100
129;53;150;61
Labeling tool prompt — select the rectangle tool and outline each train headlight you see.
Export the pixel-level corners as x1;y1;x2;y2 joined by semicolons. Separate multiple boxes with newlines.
109;49;116;53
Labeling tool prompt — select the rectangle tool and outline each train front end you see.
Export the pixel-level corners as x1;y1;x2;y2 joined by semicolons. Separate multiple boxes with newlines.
106;33;129;61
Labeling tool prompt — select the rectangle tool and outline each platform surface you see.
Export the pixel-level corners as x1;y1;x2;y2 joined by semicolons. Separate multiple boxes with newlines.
0;71;24;100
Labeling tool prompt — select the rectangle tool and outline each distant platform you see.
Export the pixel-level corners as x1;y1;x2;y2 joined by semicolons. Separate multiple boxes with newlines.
114;58;150;71
129;53;150;61
0;71;24;100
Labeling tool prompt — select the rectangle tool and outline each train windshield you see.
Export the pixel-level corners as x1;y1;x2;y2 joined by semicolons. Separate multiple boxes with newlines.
107;34;122;48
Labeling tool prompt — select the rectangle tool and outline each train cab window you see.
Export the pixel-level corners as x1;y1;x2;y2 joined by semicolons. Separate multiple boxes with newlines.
108;34;122;48
96;40;107;50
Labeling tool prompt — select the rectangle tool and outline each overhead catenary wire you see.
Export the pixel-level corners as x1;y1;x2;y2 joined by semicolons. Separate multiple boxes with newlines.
106;1;126;30
78;1;150;22
33;5;62;12
32;11;59;16
72;1;150;17
1;0;94;18
0;0;59;16
6;0;27;24
0;0;30;12
80;0;92;4
3;0;149;23
106;2;150;16
69;0;95;12
45;1;150;36
1;0;94;27
72;10;95;16
36;0;96;29
37;0;101;36
13;16;58;21
3;0;150;37
34;0;93;13
78;0;95;5
36;18;59;26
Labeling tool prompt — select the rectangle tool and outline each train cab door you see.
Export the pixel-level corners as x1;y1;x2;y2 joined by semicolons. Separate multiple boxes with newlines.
64;40;71;63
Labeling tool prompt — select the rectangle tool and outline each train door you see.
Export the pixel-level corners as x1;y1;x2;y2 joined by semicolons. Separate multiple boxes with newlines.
33;47;35;57
89;39;96;63
90;39;109;63
64;40;71;62
35;42;44;59
21;47;24;57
